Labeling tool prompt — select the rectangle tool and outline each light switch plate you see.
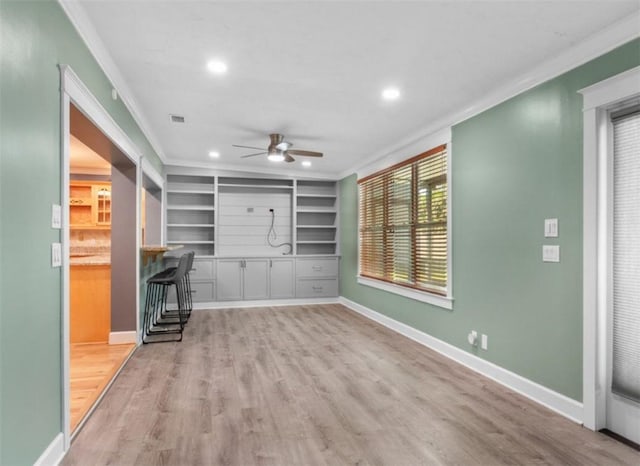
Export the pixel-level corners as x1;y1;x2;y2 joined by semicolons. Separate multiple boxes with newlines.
52;204;62;229
544;218;558;237
543;245;560;262
52;243;62;267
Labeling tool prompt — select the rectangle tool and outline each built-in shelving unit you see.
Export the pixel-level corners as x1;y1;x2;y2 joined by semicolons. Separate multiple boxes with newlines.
166;174;216;256
295;180;338;255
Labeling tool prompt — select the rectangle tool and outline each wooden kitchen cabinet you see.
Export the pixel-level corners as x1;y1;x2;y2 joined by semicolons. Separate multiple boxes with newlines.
70;264;111;343
70;181;111;228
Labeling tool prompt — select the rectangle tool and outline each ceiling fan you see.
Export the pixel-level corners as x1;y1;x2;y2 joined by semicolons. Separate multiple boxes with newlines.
233;133;323;163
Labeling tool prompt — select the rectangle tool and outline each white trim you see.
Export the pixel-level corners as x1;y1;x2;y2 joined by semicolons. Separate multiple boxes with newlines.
57;0;166;163
357;277;453;310
141;157;164;190
579;66;640;431
339;12;640;181
580;66;640;110
355;130;453;306
339;297;584;424
33;433;64;466
59;64;143;451
60;65;141;166
194;297;340;310
108;331;138;345
356;127;452;180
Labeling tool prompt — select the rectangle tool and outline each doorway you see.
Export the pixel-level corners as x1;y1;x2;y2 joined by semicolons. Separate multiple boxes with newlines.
581;66;640;446
63;98;139;439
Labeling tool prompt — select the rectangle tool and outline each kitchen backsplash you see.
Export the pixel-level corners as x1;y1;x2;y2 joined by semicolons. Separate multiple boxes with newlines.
70;229;110;254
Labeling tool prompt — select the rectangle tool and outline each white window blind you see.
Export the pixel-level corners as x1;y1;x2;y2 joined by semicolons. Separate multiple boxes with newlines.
612;108;640;402
358;145;447;295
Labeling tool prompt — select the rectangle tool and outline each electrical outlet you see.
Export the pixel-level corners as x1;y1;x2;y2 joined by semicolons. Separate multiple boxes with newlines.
481;334;488;350
467;330;478;346
544;218;558;237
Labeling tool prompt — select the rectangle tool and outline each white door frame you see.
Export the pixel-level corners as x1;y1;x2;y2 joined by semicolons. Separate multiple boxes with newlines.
580;65;640;431
59;65;142;448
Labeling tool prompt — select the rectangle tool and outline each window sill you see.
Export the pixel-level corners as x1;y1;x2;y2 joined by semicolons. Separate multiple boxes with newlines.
357;276;453;310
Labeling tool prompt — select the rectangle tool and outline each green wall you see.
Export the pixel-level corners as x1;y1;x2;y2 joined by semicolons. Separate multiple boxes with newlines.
0;1;162;464
340;39;640;402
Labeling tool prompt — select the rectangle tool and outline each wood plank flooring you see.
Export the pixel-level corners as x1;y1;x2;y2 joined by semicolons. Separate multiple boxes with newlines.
63;304;640;465
70;342;136;432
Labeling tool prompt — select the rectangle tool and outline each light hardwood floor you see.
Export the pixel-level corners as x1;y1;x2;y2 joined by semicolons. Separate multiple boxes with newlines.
63;305;639;465
70;342;136;432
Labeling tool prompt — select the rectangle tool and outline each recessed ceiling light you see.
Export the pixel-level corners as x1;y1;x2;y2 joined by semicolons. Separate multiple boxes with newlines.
382;87;401;101
207;60;227;74
302;161;312;167
208;151;220;158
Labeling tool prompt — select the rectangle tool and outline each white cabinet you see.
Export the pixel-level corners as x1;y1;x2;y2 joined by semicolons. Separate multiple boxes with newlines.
216;258;271;301
216;259;245;301
269;258;295;299
216;257;295;301
295;256;339;298
244;259;270;300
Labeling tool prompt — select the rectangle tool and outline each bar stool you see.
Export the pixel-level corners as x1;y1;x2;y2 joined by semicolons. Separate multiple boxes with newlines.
160;251;194;323
142;252;190;343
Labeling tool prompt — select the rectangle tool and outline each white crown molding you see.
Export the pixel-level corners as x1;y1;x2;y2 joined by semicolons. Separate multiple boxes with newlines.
339;297;584;424
60;64;141;165
57;0;167;163
33;433;64;466
163;158;341;180
579;65;640;109
339;11;640;180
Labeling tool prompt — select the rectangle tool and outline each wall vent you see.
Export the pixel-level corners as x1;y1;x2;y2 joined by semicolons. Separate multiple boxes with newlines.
170;114;185;123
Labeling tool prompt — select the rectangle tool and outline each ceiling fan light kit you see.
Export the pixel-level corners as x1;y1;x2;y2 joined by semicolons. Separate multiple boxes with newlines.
234;133;323;164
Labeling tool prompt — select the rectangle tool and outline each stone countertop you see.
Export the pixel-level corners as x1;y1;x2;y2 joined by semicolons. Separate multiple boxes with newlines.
70;254;110;266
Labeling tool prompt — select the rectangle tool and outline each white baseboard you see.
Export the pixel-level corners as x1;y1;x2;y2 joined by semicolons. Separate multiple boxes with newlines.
34;433;64;466
339;297;584;424
193;297;340;310
108;330;137;345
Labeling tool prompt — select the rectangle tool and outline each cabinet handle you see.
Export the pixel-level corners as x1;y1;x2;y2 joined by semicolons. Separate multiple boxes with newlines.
312;266;323;271
270;259;272;268
312;286;323;291
191;268;197;272
191;290;197;294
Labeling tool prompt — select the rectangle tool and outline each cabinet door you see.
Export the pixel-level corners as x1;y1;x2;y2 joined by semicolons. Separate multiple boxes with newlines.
243;259;270;300
270;258;295;299
216;260;243;301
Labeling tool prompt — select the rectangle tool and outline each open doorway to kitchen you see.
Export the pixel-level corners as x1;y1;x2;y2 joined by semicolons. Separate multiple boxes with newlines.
67;103;137;434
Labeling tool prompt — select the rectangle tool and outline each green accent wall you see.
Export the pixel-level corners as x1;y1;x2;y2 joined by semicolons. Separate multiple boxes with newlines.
340;39;640;402
0;1;162;464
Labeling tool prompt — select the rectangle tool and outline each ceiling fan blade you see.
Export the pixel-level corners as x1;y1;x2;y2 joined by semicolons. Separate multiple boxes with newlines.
233;144;265;151
240;152;267;158
287;149;323;158
284;153;295;163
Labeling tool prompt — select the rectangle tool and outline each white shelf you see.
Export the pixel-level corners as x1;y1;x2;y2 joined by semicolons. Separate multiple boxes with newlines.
167;240;215;245
296;208;337;213
218;183;293;190
167;205;215;211
297;225;337;229
296;194;336;198
296;241;337;244
167;224;215;228
167;188;215;195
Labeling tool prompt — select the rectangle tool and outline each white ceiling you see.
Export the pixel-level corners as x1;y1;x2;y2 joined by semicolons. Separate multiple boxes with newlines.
69;134;111;174
72;1;639;178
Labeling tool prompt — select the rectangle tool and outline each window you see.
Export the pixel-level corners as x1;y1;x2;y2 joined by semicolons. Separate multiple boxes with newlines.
358;144;448;297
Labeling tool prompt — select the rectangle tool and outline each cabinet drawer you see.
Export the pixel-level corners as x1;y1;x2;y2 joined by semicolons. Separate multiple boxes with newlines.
167;280;215;303
190;259;215;280
190;281;215;302
296;257;338;278
296;278;338;298
164;257;215;280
